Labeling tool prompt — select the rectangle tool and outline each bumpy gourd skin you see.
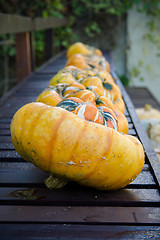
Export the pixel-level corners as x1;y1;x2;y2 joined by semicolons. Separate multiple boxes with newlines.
48;66;125;113
35;89;62;106
66;53;110;72
11;102;144;190
67;42;102;59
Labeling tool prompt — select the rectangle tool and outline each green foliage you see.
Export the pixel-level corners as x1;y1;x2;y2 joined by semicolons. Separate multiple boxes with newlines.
1;0;160;48
34;31;45;60
118;74;130;86
130;67;141;77
1;0;160;66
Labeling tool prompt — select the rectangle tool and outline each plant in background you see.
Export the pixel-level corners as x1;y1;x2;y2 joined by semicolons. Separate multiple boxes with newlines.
118;74;130;86
0;0;160;87
1;0;160;51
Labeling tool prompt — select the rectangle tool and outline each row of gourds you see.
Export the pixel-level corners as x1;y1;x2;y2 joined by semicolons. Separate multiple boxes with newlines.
11;42;145;190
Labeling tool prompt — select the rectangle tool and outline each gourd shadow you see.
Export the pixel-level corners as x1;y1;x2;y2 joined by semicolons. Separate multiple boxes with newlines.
7;180;140;206
60;181;140;206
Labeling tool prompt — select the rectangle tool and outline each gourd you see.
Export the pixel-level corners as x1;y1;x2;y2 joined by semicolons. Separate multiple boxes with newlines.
11;102;144;190
67;42;102;59
35;88;62;106
79;76;104;92
73;89;96;104
49;72;76;86
98;71;115;84
49;66;124;112
57;99;105;125
96;96;128;133
57;98;118;129
113;95;125;113
66;53;110;72
35;84;127;133
62;82;86;98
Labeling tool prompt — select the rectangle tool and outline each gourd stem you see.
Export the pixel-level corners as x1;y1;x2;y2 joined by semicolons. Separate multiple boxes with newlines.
44;175;69;189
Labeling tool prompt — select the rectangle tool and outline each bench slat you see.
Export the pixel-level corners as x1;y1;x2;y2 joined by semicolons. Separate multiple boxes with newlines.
0;205;160;224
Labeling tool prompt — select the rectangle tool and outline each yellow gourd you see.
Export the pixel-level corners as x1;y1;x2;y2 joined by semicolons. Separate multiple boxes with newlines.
67;42;102;59
11;102;144;191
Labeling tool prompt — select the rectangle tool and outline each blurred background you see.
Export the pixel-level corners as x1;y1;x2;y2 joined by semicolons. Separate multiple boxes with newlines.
0;0;160;102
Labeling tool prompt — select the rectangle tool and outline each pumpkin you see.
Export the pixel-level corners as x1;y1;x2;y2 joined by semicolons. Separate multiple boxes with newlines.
56;99;81;112
58;99;119;131
66;97;84;104
62;82;85;98
49;72;76;87
98;94;125;114
67;42;90;59
96;96;128;134
89;54;110;72
113;95;125;113
11;102;144;190
74;103;104;125
67;42;102;59
66;54;90;69
98;106;118;130
103;82;120;102
56;82;96;104
35;88;62;107
86;85;104;98
98;70;115;84
79;76;104;92
75;69;96;80
73;89;96;104
66;53;110;72
57;99;105;125
49;66;122;104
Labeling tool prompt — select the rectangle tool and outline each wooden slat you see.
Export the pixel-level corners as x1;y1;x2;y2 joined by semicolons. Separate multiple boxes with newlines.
0;224;160;239
0;129;10;135
0;136;12;143
0;123;10;129
0;13;68;34
0;118;12;123
34;17;69;31
0;150;21;159
0;13;33;34
0;143;14;150
0;162;156;186
0;187;159;206
0;97;36;118
0;205;160;224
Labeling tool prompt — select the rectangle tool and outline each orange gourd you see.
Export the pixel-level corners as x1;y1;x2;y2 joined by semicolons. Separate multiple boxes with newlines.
96;96;128;133
57;99;104;125
35;88;62;107
67;42;102;59
11;102;144;190
66;53;110;72
49;72;76;86
62;82;85;98
73;90;96;104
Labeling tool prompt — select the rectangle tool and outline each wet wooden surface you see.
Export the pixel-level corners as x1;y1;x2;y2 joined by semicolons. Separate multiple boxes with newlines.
0;52;160;239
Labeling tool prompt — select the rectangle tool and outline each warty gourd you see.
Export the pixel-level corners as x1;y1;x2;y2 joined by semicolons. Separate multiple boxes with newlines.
11;102;144;191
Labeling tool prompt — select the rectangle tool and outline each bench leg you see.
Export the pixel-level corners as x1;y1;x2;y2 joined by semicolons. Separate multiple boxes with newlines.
15;32;32;82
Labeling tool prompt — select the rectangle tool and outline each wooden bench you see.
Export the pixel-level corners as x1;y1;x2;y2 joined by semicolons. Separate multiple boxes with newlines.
0;50;160;239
